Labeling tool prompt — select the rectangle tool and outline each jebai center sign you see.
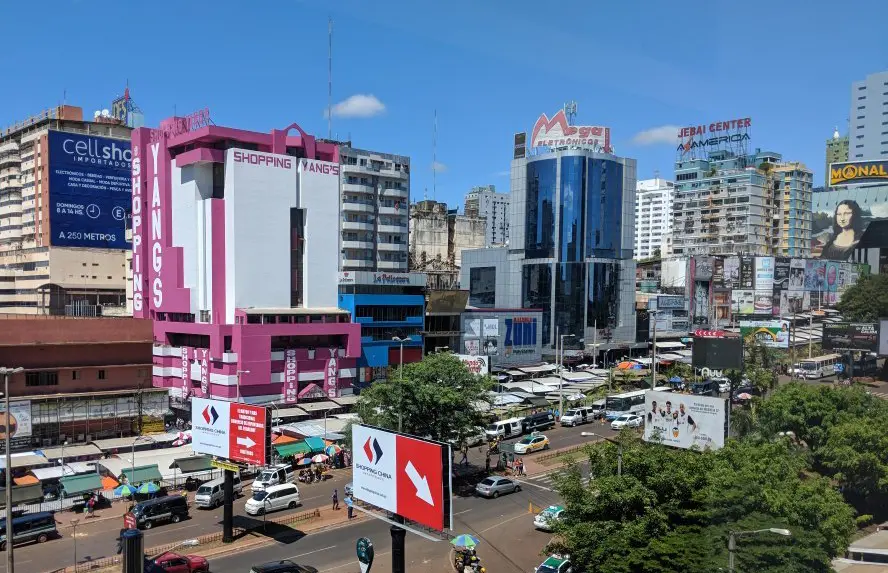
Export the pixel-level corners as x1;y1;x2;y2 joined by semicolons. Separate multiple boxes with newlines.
677;117;751;154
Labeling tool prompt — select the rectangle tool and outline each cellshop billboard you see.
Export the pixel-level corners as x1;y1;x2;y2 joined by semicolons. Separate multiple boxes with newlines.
48;131;132;249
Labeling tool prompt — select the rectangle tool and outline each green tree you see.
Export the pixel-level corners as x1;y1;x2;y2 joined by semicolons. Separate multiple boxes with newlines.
836;273;888;321
353;353;493;444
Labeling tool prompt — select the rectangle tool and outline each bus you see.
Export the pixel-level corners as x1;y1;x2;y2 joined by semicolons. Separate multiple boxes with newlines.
794;354;842;379
605;387;672;420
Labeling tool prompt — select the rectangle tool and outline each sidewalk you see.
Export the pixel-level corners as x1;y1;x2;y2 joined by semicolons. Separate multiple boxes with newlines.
57;492;194;530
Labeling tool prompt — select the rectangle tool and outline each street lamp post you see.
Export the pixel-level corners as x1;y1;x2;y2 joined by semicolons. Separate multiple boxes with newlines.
649;309;662;391
70;518;79;573
1;365;24;573
581;432;622;477
235;370;250;403
727;528;792;572
558;331;575;420
130;435;156;489
392;337;409;433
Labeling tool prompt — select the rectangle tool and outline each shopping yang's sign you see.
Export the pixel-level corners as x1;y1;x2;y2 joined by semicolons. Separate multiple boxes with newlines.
48;131;132;249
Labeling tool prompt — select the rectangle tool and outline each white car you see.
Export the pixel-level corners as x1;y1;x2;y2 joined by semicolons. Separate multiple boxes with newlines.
713;377;731;393
533;505;565;531
610;414;643;430
513;434;549;454
244;483;301;515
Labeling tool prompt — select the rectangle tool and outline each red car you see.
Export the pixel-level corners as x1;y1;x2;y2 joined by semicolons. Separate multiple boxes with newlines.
148;552;209;573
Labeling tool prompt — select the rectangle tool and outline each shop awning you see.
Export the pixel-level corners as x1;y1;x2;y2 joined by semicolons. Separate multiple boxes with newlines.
13;475;39;486
0;454;48;470
0;484;45;507
272;434;298;445
169;455;213;474
60;474;103;496
275;442;311;458
122;464;162;484
524;396;551;407
38;444;102;460
304;436;326;453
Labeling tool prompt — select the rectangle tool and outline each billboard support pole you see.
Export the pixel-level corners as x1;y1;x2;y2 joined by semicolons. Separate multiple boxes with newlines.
391;514;406;573
1;366;23;573
222;469;234;543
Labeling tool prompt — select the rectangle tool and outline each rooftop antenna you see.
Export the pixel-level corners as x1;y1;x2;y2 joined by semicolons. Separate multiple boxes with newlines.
563;100;577;126
328;17;333;139
433;109;438;200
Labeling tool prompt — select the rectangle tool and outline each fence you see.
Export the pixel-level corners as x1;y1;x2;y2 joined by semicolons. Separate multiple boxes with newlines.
52;507;321;573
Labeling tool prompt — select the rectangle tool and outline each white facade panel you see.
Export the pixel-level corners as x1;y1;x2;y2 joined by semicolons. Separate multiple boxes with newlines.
298;159;341;308
170;162;211;316
224;149;298;322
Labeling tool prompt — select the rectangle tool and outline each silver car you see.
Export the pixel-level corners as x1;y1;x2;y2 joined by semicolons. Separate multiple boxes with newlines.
474;476;521;498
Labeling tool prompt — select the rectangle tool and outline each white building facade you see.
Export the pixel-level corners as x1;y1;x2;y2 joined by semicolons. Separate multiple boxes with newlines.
464;185;510;247
633;178;674;260
849;70;888;161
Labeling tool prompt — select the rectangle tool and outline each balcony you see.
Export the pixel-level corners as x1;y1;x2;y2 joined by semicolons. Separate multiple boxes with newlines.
342;201;376;214
380;187;409;198
378;224;407;234
342;240;375;249
342;182;375;194
341;257;374;269
342;221;375;231
377;259;407;271
378;242;407;252
377;205;405;215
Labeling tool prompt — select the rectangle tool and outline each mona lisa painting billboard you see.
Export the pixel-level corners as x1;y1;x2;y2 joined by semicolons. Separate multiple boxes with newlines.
812;185;888;260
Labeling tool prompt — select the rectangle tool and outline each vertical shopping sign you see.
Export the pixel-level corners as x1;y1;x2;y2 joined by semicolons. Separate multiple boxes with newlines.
181;347;191;399
284;349;298;404
352;425;451;532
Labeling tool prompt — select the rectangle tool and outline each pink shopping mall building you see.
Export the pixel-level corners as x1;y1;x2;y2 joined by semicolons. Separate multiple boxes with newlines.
129;115;360;415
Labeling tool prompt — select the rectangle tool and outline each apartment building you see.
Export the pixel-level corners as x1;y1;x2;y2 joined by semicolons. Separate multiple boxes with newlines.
0;105;132;314
633;178;674;260
825;128;849;188
848;69;888;161
339;146;410;272
464;184;510;247
672;149;812;258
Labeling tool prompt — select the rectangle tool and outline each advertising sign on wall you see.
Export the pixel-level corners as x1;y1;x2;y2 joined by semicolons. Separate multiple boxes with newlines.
732;290;754;314
643;390;726;450
191;398;269;466
829;160;888;186
284;349;298;404
351;424;452;531
456;354;489;375
324;357;339;398
789;259;806;290
48;131;132;249
464;319;480;338
482;319;498;337
712;257;725;289
755;257;774;290
651;295;686;310
0;401;32;440
739;255;754;288
530;110;611;152
740;319;790;348
774;257;790;290
464;340;480;356
723;257;740;290
822;323;879;352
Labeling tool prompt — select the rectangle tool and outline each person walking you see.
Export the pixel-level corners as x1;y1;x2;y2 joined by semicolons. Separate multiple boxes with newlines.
345;494;354;519
332;488;340;510
460;445;469;467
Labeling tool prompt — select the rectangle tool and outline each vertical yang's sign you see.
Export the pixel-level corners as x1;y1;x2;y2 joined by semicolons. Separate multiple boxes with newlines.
324;357;338;398
351;425;452;532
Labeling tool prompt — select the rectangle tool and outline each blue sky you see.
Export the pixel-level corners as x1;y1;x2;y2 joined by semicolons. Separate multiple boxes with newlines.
2;0;887;205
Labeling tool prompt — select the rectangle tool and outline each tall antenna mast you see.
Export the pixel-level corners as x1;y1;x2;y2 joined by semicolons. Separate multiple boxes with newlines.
328;17;333;139
433;109;437;200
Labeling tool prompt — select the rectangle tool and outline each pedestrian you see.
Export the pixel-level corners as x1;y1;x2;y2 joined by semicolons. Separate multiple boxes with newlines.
460;445;469;467
485;454;491;473
87;494;96;516
518;458;525;476
345;494;354;519
116;528;126;555
332;488;340;510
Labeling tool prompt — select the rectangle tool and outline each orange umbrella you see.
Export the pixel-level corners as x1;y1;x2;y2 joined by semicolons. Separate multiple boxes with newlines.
616;361;636;370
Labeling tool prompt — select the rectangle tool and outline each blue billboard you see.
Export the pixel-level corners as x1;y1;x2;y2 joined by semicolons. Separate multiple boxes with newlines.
48;130;132;249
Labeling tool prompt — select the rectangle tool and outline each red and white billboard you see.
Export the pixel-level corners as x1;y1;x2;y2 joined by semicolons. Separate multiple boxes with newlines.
352;424;452;532
530;110;611;152
693;329;726;338
191;398;269;466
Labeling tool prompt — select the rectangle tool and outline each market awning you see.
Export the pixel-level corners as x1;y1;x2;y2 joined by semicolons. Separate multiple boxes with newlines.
38;444;102;460
655;341;686;350
275;442;311;458
122;464;162;484
60;474;103;496
169;455;213;474
524;396;551;407
0;454;48;470
0;484;45;507
304;436;326;453
13;475;39;486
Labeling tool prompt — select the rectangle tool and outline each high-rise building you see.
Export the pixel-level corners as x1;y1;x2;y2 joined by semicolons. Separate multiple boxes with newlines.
130;116;361;407
633;178;674;260
464;185;510;247
339;146;410;272
462;140;637;350
672;149;812;258
825;128;849;188
0;105;133;314
848;70;888;161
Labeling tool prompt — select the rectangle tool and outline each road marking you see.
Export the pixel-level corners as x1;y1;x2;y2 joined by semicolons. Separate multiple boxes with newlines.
453;509;473;516
479;511;527;533
320;551;391;572
288;545;337;560
514;476;555;492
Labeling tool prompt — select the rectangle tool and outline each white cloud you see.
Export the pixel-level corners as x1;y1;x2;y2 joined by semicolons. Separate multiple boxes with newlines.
432;161;448;173
631;125;681;146
324;94;386;119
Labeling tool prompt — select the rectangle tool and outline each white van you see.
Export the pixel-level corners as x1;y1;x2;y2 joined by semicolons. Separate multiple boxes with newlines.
244;483;301;515
560;406;598;427
251;464;295;493
195;474;243;508
485;417;522;440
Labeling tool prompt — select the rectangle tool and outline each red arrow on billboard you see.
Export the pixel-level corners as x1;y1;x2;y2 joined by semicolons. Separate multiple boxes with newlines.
694;329;726;338
395;434;444;531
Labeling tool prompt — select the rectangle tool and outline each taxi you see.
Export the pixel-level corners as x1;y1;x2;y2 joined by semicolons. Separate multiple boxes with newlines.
513;433;549;454
533;505;565;531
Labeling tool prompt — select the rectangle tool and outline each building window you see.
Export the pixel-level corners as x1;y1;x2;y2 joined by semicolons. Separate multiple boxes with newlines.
72;370;80;380
469;267;496;308
25;371;58;387
98;369;106;380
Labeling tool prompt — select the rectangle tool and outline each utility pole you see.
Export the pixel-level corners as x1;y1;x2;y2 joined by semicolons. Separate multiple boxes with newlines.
327;17;333;139
1;366;24;573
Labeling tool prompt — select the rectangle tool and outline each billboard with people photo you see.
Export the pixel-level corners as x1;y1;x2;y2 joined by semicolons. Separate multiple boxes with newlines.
643;391;726;450
812;186;888;260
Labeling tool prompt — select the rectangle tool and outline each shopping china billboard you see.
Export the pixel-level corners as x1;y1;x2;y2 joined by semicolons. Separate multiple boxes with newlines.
191;398;270;466
643;390;726;450
351;424;452;532
530;110;611;152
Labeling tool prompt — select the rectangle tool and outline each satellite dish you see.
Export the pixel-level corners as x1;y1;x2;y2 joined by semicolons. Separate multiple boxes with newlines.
101;109;110;117
94;111;101;118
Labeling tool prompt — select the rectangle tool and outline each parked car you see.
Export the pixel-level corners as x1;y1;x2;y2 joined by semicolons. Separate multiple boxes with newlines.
611;414;643;430
533;505;565;532
513;434;549;454
132;496;190;530
245;483;301;515
690;380;717;396
560;406;599;427
146;551;209;573
195;474;243;509
713;377;732;393
485;417;522;440
522;412;556;433
474;476;520;498
249;560;318;573
0;511;58;551
252;464;296;493
535;554;573;573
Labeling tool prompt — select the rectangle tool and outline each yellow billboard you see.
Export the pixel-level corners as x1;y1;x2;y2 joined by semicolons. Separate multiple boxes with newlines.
830;160;888;186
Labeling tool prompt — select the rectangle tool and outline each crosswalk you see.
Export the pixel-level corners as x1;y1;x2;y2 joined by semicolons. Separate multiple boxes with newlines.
518;472;559;491
868;390;888;400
